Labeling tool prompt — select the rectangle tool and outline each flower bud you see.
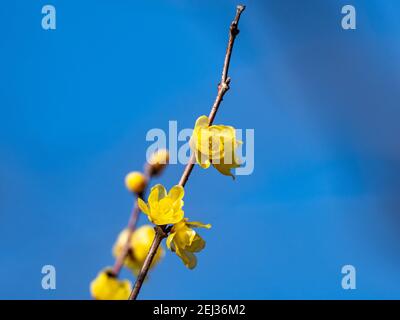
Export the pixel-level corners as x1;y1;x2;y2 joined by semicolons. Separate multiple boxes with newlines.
125;171;147;194
148;149;169;176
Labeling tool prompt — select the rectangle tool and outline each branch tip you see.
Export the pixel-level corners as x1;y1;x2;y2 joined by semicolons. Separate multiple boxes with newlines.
237;5;246;14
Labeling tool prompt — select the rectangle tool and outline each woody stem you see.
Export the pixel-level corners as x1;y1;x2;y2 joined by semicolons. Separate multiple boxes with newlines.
129;4;246;300
111;164;152;276
128;226;167;300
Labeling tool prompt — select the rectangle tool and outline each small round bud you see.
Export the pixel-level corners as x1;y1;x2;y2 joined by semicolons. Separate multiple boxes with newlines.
125;171;147;194
148;149;169;176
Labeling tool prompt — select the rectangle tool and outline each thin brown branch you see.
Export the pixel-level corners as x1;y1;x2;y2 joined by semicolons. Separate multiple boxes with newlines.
179;4;245;188
129;4;246;300
111;164;152;276
128;226;167;300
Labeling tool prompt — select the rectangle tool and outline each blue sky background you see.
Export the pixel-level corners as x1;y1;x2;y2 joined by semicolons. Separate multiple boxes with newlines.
1;0;400;299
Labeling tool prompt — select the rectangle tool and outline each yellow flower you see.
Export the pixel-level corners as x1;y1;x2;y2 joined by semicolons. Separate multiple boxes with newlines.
112;225;164;275
166;218;211;269
90;269;131;300
148;149;170;176
138;184;184;225
125;171;147;194
190;115;241;178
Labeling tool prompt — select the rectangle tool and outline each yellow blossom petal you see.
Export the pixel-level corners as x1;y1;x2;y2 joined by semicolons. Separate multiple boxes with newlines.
166;232;176;250
90;269;131;300
175;246;197;269
174;225;196;248
195;148;211;169
168;185;184;203
168;185;185;211
186;221;212;229
188;234;206;252
212;154;241;179
148;184;167;206
138;198;149;215
194;115;209;129
154;209;184;226
167;219;210;269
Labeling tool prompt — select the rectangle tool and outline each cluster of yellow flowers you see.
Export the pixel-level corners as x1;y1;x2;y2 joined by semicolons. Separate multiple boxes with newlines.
91;115;241;299
90;1;246;300
138;184;211;269
136;115;240;268
90;149;169;300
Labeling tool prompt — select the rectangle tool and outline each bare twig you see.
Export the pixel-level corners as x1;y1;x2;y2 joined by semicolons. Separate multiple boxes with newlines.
111;164;152;276
179;4;245;188
129;4;246;300
128;226;168;299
